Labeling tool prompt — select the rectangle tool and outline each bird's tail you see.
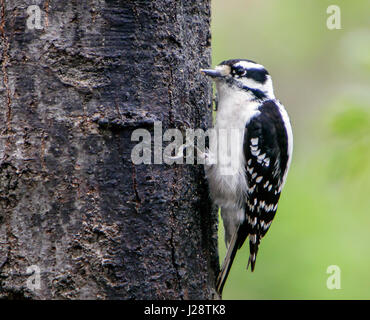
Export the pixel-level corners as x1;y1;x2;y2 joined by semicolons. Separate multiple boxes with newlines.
216;225;241;296
216;225;261;296
246;232;260;271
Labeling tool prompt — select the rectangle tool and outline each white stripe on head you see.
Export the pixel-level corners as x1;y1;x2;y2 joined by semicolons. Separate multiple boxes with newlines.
234;60;265;70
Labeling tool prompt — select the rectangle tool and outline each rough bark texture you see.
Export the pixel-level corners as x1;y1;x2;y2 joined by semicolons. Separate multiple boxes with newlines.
0;0;219;299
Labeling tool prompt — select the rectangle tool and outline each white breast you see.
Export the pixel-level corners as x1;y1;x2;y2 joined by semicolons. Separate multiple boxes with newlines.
205;82;261;209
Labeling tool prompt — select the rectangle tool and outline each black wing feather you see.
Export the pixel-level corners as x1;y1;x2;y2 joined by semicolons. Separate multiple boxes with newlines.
241;99;289;270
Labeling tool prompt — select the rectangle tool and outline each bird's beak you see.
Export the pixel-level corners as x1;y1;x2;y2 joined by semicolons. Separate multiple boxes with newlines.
200;68;223;78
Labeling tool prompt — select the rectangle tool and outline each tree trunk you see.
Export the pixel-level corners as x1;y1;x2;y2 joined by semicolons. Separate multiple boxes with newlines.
0;0;219;299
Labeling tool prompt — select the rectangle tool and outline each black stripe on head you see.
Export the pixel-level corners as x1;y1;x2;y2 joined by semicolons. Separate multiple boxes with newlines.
248;87;266;100
225;76;267;100
219;59;257;66
247;68;269;84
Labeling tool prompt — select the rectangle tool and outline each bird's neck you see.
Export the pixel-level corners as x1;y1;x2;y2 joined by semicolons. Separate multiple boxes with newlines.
215;88;262;130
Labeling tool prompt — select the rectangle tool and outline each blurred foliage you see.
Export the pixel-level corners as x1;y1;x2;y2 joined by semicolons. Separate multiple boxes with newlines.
328;97;370;181
211;0;370;299
331;105;369;137
341;30;370;72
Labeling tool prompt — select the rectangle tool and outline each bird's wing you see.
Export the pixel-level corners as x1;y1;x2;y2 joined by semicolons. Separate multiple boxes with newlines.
241;99;290;270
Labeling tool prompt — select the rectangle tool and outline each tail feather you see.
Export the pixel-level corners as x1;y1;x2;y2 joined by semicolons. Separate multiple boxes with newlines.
246;232;261;271
216;225;241;296
216;227;262;296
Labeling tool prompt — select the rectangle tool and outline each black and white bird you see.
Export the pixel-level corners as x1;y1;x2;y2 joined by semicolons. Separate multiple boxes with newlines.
201;59;293;296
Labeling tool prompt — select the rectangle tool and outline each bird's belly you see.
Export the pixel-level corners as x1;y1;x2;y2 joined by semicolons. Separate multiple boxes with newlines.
205;97;260;210
205;162;247;209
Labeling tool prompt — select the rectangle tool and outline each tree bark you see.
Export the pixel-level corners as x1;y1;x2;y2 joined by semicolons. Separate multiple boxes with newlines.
0;0;219;299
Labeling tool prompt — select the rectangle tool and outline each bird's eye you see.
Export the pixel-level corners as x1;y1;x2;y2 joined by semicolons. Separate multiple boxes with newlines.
232;68;246;77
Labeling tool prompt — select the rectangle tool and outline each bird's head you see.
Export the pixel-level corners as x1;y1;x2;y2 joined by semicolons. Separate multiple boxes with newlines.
201;59;275;101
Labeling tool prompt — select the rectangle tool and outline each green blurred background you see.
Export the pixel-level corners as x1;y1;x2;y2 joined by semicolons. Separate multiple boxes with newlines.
211;0;370;299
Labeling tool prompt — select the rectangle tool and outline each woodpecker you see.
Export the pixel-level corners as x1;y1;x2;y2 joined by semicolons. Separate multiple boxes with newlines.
201;59;293;296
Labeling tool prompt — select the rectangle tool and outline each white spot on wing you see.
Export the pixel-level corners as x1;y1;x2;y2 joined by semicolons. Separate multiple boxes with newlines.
249;217;257;227
259;200;265;209
264;158;270;167
263;221;272;230
247;184;256;193
251;149;260;157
